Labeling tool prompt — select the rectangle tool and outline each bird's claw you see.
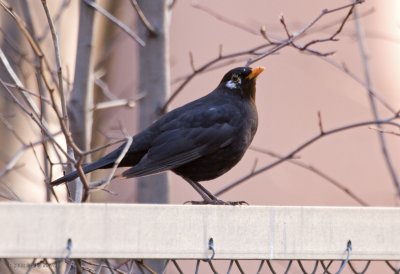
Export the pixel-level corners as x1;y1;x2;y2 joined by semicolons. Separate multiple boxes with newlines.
228;200;249;205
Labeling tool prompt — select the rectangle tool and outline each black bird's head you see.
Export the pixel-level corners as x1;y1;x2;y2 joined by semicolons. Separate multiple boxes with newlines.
218;66;264;101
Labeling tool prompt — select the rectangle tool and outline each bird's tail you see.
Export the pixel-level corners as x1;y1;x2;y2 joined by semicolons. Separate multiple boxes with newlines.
50;144;126;186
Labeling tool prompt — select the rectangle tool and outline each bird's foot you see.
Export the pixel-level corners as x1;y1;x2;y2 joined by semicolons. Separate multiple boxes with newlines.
185;199;249;205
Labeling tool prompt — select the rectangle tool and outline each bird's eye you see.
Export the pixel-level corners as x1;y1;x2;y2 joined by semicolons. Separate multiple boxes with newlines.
231;74;240;83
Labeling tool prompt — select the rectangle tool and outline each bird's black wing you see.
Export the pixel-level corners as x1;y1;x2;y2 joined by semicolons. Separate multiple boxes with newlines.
122;104;237;178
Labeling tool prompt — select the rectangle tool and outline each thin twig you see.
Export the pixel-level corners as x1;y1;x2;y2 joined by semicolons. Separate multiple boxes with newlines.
248;0;364;64
30;142;47;177
315;56;396;114
317;111;324;134
92;99;136;111
129;0;157;36
84;0;145;47
6;84;52;105
192;3;258;35
279;15;292;38
189;51;196;72
0;132;62;178
300;4;356;50
369;126;400;137
41;0;68;128
82;138;125;157
161;43;270;113
250;146;369;206
38;0;72;41
0;113;26;145
94;76;118;100
260;26;274;44
0;148;24;178
89;137;133;190
0;47;52;128
0;182;21;201
171;57;247;84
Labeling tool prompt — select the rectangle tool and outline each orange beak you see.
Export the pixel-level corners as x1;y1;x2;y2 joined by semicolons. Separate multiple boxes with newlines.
246;67;265;80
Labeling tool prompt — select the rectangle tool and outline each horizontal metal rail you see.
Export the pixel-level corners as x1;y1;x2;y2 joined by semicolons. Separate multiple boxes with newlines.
0;202;399;260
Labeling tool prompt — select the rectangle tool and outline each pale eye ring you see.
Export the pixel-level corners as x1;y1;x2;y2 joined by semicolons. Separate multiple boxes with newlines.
231;74;240;83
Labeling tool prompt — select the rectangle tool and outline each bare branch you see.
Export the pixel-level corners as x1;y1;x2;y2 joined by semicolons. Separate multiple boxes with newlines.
165;1;364;111
300;4;355;50
215;114;400;196
353;6;400;195
0;1;82;157
248;1;364;64
0;79;72;161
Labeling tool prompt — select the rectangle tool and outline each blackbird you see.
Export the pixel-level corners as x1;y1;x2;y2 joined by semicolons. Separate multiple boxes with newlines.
51;66;264;204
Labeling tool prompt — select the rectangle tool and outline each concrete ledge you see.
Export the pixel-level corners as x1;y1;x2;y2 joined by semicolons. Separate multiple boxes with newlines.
0;202;399;260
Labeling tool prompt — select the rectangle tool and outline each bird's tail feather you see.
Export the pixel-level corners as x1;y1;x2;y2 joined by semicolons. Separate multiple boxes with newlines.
50;144;126;186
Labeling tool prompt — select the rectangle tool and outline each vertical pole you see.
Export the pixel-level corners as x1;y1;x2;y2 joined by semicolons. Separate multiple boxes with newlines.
136;0;170;204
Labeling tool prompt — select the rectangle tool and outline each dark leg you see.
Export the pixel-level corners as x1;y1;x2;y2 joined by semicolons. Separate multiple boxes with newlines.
183;177;236;205
182;177;248;205
183;177;213;202
182;177;220;201
189;180;220;201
